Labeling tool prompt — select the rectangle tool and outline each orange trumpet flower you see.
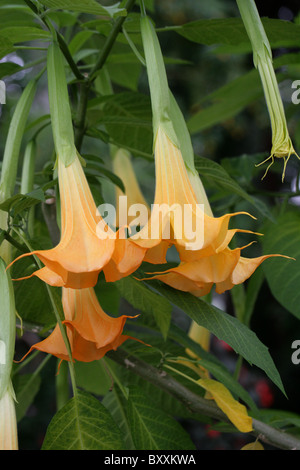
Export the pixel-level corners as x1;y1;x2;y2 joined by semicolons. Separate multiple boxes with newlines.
129;127;290;296
8;154;145;288
130;126;255;263
19;287;140;363
144;244;284;297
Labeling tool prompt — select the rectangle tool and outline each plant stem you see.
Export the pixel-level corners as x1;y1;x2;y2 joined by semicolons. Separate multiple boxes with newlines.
107;348;300;450
74;0;137;151
74;80;91;150
23;0;84;81
89;0;137;81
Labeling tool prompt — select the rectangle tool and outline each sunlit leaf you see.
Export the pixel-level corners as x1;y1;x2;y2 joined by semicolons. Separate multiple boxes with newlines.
262;209;300;320
42;390;125;450
127;385;195;450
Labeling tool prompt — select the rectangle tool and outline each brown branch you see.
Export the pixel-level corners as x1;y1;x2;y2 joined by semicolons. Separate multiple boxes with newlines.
107;349;300;451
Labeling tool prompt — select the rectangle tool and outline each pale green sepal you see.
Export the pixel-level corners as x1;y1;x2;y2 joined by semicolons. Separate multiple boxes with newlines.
0;258;16;401
0;79;37;200
140;14;178;148
169;91;196;171
47;41;77;167
236;0;272;67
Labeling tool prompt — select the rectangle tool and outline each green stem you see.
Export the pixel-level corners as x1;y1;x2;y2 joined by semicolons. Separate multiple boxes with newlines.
23;0;84;81
89;0;137;81
74;0;137;151
3;232;28;254
74;80;91;150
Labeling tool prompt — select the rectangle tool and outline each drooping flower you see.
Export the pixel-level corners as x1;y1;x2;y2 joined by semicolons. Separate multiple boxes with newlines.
7;154;116;289
19;287;141;363
237;0;299;181
130;126;253;263
140;160;290;297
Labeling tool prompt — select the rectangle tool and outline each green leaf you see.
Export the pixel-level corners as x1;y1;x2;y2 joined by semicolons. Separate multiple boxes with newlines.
170;17;300;51
194;155;274;221
187;52;299;135
87;92;153;158
0;35;14;60
187;68;263;134
0;26;50;43
0;189;45;216
0;5;36;28
115;277;172;340
0;62;22;80
74;360;113;396
262;209;300;319
13;373;41;422
42;390;125;450
39;0;126;18
127;385;195;450
103;386;136;450
147;281;285;395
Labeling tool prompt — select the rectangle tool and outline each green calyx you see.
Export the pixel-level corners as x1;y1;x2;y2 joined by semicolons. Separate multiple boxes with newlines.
47;41;77;167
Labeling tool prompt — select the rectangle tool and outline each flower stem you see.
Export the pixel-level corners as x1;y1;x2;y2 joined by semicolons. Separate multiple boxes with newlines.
74;0;137;150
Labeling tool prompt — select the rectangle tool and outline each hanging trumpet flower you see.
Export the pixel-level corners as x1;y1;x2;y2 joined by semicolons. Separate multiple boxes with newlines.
128;9;290;297
18;287;140;363
0;259;18;450
7;41;144;288
236;0;299;182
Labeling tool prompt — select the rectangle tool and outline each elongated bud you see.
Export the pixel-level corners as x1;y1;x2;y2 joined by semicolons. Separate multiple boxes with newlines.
236;0;299;181
140;12;178;147
21;140;36;237
0;79;37;201
0;258;16;400
47;41;77;167
0;382;18;450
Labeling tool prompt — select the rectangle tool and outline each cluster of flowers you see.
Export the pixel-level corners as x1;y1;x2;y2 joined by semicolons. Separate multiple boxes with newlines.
8;123;281;364
5;5;296;438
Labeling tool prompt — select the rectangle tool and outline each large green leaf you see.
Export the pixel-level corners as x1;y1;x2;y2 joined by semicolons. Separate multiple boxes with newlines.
170;17;300;51
103;386;136;450
126;385;195;450
187;52;300;134
13;373;41;422
38;0;126;18
0;35;14;60
262;209;300;319
115;276;172;340
187;68;263;134
194;155;274;221
0;5;36;28
0;26;50;43
87;92;153;158
146;281;285;395
42;390;125;450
